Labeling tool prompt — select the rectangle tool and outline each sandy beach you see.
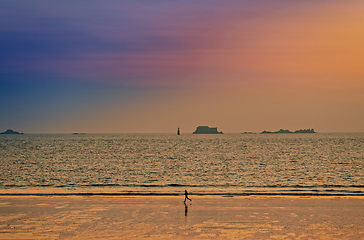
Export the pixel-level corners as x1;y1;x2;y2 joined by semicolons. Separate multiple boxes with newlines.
0;195;363;239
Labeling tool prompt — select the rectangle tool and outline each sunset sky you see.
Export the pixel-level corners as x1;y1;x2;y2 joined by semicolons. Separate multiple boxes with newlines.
1;0;364;133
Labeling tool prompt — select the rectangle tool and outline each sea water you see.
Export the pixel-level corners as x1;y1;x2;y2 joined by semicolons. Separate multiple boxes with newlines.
0;133;363;196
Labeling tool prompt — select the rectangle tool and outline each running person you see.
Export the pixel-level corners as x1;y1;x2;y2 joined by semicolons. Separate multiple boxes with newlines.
184;190;192;203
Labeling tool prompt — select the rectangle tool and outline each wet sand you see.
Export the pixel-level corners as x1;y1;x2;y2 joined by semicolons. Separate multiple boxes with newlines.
0;196;363;239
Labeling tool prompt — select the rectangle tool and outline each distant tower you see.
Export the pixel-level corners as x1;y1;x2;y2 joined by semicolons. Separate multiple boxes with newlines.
177;128;180;135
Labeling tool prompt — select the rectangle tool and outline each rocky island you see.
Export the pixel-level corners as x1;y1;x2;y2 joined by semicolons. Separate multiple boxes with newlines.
193;126;223;134
0;129;23;134
261;129;316;134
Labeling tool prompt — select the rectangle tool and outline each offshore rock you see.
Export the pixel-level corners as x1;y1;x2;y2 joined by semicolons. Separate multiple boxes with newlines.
193;126;223;134
261;129;316;134
0;129;23;134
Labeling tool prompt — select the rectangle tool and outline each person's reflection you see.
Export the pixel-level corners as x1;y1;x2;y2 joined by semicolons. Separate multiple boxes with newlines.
184;201;188;217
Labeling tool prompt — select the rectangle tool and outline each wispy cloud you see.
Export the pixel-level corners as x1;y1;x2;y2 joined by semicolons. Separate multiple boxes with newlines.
2;1;292;86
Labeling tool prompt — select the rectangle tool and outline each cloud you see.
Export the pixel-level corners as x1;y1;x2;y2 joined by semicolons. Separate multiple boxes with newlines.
2;0;364;87
0;0;269;86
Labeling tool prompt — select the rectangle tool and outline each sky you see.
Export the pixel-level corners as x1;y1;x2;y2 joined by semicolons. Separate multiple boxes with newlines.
1;0;364;133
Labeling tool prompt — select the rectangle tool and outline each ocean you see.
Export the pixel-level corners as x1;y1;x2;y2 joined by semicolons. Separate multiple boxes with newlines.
0;133;363;196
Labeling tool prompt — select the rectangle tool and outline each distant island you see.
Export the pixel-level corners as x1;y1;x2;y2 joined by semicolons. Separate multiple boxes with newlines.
261;129;316;134
0;129;23;134
193;126;223;134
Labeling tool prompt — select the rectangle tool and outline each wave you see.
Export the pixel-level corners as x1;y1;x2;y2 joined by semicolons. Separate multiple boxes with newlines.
1;184;364;197
0;192;363;197
4;183;363;189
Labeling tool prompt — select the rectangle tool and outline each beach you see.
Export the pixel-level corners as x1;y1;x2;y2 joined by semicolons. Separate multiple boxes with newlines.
1;196;363;239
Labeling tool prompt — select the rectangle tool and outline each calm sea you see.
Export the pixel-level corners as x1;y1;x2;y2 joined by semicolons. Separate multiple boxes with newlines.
0;133;363;196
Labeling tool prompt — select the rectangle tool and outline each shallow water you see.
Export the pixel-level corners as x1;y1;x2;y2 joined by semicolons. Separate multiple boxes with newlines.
0;133;363;195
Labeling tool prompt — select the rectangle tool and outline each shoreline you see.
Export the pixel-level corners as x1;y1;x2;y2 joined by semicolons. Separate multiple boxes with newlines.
1;192;364;197
1;195;363;239
1;187;363;197
1;188;363;197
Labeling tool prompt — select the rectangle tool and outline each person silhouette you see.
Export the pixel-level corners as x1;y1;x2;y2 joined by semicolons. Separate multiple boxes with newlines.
184;190;192;203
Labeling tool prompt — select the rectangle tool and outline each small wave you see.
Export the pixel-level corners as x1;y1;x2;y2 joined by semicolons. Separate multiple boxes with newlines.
168;183;187;187
0;192;363;197
35;184;52;187
89;184;119;187
2;183;363;190
349;185;364;188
